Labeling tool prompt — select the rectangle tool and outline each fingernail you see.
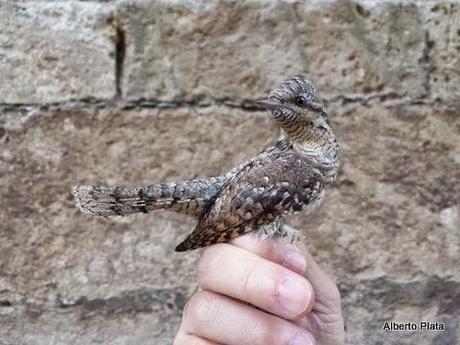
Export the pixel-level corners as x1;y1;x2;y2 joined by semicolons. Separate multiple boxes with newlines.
277;276;310;316
283;250;307;273
289;332;315;345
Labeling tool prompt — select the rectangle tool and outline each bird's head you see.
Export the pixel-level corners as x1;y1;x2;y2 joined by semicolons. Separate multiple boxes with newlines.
256;75;332;143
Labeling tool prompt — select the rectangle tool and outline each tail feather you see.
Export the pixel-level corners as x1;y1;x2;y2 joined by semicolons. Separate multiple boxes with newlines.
72;178;223;218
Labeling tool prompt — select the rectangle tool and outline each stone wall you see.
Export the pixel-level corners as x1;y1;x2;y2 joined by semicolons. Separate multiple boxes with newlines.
0;1;459;344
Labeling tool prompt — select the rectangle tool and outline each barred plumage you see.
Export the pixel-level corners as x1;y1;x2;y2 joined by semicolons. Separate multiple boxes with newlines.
72;74;340;252
72;177;224;218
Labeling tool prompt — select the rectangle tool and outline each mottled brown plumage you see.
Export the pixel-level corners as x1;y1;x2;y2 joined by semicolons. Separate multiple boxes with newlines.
72;74;340;252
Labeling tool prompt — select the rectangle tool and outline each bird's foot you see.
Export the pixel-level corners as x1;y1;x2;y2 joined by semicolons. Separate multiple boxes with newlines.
256;221;300;244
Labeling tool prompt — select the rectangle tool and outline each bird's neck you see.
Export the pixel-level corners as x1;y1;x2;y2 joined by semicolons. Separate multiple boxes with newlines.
296;127;339;158
286;122;340;183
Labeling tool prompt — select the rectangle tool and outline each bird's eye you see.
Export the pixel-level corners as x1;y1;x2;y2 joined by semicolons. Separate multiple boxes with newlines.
295;96;308;108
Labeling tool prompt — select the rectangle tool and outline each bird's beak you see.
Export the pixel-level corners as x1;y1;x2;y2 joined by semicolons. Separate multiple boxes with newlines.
255;98;285;111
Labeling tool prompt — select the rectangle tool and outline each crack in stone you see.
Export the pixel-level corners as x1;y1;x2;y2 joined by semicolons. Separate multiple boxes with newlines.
9;275;459;320
56;287;189;319
340;274;460;315
0;93;458;119
418;30;435;97
0;300;12;307
327;91;409;106
113;14;126;98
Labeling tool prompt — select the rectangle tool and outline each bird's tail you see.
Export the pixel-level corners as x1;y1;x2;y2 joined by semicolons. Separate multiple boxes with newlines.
72;178;222;217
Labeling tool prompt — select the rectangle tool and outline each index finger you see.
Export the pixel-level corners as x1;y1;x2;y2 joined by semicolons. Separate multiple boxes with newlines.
231;230;341;311
197;243;314;320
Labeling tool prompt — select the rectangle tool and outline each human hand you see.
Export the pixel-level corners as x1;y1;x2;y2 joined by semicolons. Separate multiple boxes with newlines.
174;234;345;345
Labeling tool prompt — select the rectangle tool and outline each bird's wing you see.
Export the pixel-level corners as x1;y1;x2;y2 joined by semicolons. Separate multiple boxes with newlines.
175;149;324;251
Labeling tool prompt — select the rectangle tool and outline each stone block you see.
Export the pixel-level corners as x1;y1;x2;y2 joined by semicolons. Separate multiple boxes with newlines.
1;100;459;344
0;2;116;103
118;0;306;102
119;0;457;102
422;2;460;101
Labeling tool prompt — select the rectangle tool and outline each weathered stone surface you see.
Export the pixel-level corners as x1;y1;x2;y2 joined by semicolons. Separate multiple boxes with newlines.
1;0;460;344
119;0;460;102
1;100;459;344
296;101;460;343
296;0;428;98
0;2;116;103
422;2;460;101
0;105;277;344
118;0;304;102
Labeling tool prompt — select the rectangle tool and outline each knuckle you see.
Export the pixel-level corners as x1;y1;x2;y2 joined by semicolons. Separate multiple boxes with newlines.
183;291;219;325
241;267;259;296
329;284;342;306
317;283;342;316
242;267;282;312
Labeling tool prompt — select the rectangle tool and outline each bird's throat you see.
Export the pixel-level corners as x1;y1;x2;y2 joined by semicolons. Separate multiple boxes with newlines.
290;125;340;182
288;122;338;154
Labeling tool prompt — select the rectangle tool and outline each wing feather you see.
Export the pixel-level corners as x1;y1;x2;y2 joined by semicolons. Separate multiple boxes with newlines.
175;148;324;251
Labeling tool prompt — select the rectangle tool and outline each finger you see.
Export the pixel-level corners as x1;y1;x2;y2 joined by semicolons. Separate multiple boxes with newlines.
231;234;308;274
182;290;315;345
231;232;344;342
296;242;342;314
232;232;341;313
197;243;314;320
174;331;221;345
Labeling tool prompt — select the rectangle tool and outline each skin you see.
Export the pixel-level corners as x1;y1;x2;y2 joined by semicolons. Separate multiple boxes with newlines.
174;235;345;345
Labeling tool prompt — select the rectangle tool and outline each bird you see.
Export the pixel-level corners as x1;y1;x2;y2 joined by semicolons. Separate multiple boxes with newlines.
72;74;340;252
